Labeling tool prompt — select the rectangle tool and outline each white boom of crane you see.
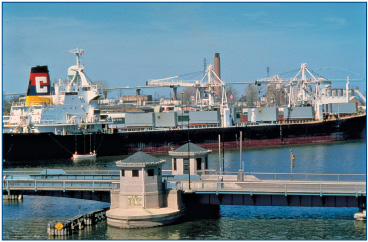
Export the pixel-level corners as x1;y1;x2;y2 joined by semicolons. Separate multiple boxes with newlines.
255;63;335;107
146;64;228;108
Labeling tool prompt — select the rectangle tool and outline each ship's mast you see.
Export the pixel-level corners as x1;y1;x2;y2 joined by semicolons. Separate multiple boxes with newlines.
67;47;90;87
68;47;84;68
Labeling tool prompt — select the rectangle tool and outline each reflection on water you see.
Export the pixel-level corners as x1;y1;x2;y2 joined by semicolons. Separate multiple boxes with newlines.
4;140;367;175
3;197;366;240
2;140;367;240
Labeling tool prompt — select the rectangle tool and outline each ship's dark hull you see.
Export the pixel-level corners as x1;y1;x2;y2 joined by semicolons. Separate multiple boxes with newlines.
3;115;366;161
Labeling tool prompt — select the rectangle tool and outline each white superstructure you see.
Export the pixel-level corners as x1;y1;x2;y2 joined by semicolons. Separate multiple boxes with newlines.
4;48;108;134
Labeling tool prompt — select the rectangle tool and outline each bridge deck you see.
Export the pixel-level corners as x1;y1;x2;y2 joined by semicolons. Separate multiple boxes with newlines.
3;170;366;198
174;180;366;197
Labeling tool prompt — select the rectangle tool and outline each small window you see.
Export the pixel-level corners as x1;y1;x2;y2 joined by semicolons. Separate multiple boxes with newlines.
121;170;125;177
132;170;139;177
158;168;161;176
173;158;177;171
147;169;154;176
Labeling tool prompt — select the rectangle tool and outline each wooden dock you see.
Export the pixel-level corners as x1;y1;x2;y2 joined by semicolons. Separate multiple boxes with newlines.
47;208;109;236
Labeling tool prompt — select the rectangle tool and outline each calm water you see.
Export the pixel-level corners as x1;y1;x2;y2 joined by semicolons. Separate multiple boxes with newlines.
2;140;367;240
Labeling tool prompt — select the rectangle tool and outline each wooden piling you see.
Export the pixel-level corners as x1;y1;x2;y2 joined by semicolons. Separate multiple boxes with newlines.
3;194;23;200
47;208;109;237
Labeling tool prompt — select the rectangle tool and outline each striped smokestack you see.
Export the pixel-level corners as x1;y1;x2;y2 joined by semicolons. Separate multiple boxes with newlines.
214;53;221;95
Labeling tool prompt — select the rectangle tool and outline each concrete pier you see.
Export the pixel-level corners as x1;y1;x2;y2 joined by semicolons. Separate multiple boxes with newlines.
107;207;183;228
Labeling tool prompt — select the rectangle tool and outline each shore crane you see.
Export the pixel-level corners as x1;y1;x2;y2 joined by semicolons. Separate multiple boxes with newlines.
146;64;228;109
255;63;333;107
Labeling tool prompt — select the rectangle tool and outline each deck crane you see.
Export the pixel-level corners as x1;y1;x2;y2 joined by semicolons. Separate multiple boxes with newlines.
146;64;228;110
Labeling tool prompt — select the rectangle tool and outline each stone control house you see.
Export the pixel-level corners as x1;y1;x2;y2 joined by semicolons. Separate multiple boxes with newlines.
107;151;183;228
169;142;211;176
115;151;165;209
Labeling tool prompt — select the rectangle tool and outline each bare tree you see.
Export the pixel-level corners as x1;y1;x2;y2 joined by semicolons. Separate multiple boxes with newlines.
181;87;196;106
266;84;280;107
226;84;238;105
244;84;262;107
3;95;21;115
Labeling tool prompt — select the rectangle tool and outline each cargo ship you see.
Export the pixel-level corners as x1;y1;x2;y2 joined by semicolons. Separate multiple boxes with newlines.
3;49;366;161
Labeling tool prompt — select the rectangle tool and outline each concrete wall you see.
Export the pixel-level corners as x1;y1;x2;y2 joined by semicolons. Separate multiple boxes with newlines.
110;191;120;209
166;190;184;210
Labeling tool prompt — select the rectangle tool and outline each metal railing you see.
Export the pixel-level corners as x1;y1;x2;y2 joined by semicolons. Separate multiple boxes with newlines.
3;170;366;197
199;171;366;182
3;179;115;192
245;172;366;182
171;180;366;197
3;170;119;176
4;170;365;182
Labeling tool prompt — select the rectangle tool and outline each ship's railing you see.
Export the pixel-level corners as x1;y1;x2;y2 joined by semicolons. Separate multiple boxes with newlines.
11;101;26;107
37;120;60;125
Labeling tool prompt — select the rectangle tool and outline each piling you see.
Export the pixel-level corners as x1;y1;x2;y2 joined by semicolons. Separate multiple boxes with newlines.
3;194;23;200
354;209;366;221
47;208;109;237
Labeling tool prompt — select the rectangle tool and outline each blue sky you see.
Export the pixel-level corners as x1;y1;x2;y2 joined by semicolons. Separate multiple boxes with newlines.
2;2;367;97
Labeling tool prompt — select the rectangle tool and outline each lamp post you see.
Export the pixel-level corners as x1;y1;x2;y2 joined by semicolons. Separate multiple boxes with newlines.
187;139;191;190
290;149;295;180
181;92;184;129
187;115;191;190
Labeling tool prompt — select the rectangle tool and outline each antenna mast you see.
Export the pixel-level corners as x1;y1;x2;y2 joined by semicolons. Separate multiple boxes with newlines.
68;47;84;68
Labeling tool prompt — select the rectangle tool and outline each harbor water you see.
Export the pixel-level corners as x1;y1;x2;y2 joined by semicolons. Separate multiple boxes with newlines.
2;140;367;240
